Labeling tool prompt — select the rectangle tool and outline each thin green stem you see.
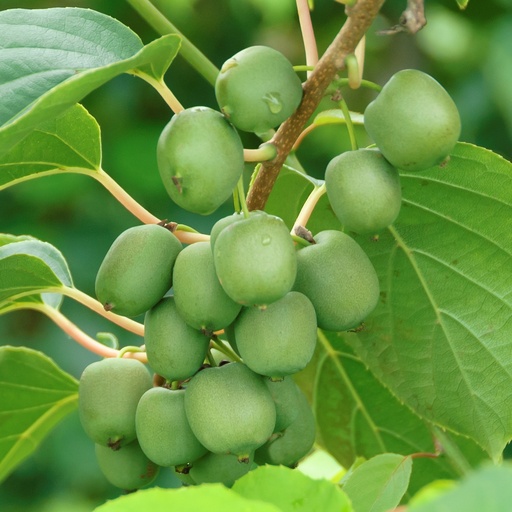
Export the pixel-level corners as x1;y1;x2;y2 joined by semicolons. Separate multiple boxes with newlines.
335;77;382;92
118;345;146;358
292;183;326;233
244;143;277;163
431;426;473;477
291;234;312;247
126;0;219;86
206;349;217;367
211;337;243;363
338;98;358;151
27;302;148;362
237;176;250;219
344;53;360;89
134;72;184;114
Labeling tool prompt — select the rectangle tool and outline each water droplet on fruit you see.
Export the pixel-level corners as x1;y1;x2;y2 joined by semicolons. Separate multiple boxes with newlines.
261;235;271;245
263;93;283;114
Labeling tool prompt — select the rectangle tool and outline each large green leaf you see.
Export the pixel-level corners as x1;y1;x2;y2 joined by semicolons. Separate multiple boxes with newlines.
0;235;72;309
347;143;512;460
232;465;352;512
94;484;281;512
0;104;100;190
0;8;180;155
0;346;78;484
341;453;412;512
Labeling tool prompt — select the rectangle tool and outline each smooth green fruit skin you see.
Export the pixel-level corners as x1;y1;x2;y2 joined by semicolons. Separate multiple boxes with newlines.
190;452;255;488
95;224;182;317
293;230;379;331
95;440;159;490
79;358;152;448
144;296;210;382
184;362;276;457
213;213;297;306
173;242;242;331
135;387;208;467
215;45;303;133
209;210;265;250
325;148;401;233
364;69;461;171
264;376;300;433
234;291;317;378
157;106;244;215
255;388;315;467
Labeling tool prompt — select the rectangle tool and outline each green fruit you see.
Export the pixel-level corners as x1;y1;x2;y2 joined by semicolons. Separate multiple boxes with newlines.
135;387;208;467
255;388;315;467
215;45;303;133
157;106;244;215
95;224;182;317
325;148;401;233
95;440;159;490
190;452;255;488
79;358;152;449
264;376;300;433
144;296;210;382
184;362;276;459
173;241;242;331
234;291;317;379
293;230;379;331
210;210;265;250
213;212;297;306
364;69;461;171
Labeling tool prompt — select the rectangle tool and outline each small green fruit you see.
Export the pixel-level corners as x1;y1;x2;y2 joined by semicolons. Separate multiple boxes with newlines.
95;440;159;490
215;45;303;133
144;296;210;382
255;388;315;467
364;69;461;171
173;241;242;331
234;291;317;379
293;230;379;331
189;452;255;488
135;387;208;467
95;224;182;317
325;148;401;233
79;358;152;449
157;106;244;215
184;362;276;458
213;212;297;306
264;376;300;433
210;210;265;250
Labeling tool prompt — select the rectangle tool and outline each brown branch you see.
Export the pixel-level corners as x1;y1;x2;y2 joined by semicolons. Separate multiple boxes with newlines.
378;0;426;35
246;0;386;211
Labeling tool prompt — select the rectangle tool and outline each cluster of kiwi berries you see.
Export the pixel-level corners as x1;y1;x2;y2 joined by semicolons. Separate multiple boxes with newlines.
78;46;461;492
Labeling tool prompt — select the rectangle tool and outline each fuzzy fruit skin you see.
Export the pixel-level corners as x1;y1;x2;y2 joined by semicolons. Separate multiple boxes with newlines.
215;45;303;133
157;106;244;215
95;440;159;490
184;362;276;458
293;230;379;331
78;358;152;449
173;242;242;331
234;291;317;378
135;387;208;467
213;212;297;306
189;452;256;488
325;148;402;233
255;388;315;467
364;69;461;171
264;376;300;433
95;224;182;318
144;296;210;382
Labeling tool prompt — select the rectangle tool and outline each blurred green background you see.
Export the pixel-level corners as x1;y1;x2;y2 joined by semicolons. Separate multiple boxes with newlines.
1;0;511;509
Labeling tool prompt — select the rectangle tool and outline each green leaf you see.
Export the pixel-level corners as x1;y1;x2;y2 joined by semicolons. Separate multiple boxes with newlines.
0;235;72;309
0;8;180;156
341;453;412;512
94;484;281;512
347;143;512;460
408;464;512;512
0;104;101;190
232;465;352;512
0;346;78;484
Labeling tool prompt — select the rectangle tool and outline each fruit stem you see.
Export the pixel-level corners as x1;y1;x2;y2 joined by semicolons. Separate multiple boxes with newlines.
296;0;319;78
243;143;277;163
338;98;358;151
236;176;250;219
430;426;472;476
25;302;148;362
133;72;184;114
118;345;146;358
292;183;326;233
92;169;209;244
211;337;242;363
246;0;386;211
206;348;217;367
126;0;219;86
344;54;360;90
